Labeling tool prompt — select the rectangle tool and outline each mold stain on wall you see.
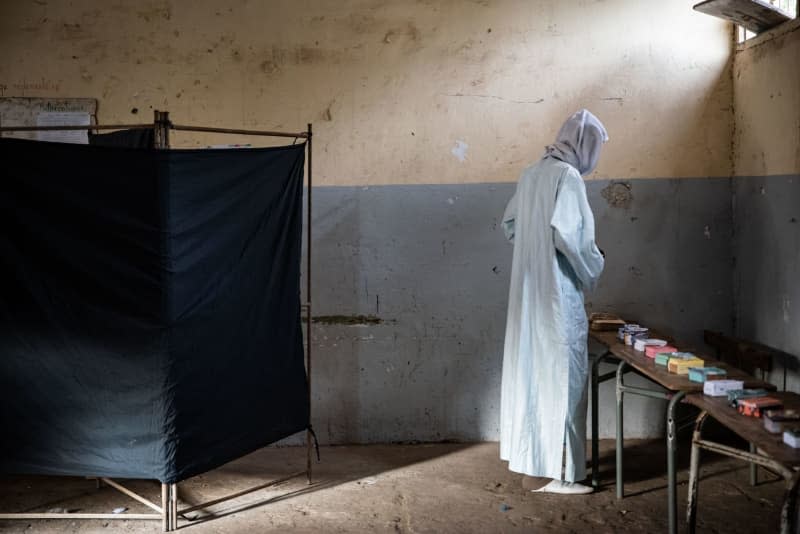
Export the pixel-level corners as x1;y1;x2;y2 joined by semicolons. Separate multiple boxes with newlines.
601;181;633;209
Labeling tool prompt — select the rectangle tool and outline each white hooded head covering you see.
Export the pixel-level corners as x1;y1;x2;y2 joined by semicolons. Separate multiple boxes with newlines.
545;109;608;175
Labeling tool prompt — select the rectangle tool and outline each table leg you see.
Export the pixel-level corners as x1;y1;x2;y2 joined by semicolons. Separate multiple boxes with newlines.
780;471;800;534
616;361;628;500
591;350;611;489
667;390;687;534
750;442;758;486
686;410;708;534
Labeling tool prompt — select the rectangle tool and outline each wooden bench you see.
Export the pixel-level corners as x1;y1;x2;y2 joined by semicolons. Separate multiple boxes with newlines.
704;330;792;388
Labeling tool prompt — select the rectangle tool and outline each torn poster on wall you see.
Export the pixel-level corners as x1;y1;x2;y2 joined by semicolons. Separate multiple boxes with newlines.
36;111;91;144
0;97;97;142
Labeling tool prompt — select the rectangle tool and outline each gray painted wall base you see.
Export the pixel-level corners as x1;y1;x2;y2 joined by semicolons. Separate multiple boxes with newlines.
734;175;800;391
299;177;736;444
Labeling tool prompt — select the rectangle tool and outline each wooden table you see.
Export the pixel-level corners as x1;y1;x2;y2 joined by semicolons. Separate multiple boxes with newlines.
589;330;774;534
685;392;800;534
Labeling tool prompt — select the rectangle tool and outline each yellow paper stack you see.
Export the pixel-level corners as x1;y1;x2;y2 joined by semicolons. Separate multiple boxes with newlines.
668;357;705;375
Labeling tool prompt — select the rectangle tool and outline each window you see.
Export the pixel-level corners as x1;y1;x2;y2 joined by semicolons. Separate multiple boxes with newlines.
694;0;798;43
737;0;797;42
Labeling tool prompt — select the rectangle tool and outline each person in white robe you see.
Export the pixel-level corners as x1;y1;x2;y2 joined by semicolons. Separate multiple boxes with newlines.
500;109;608;495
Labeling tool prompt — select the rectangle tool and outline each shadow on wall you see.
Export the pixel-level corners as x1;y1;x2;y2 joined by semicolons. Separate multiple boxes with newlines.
733;175;800;390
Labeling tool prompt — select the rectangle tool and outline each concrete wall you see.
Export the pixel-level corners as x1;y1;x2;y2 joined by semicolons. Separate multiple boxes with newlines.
733;20;800;387
734;19;800;177
0;1;737;441
308;178;734;443
733;176;800;387
0;0;732;183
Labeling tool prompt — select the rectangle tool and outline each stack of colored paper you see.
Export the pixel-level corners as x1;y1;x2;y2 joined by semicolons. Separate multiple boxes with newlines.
727;388;770;407
687;367;727;383
668;356;705;375
655;353;673;366
634;338;668;352
784;429;800;448
703;379;744;397
647;345;677;358
737;397;782;418
764;409;800;434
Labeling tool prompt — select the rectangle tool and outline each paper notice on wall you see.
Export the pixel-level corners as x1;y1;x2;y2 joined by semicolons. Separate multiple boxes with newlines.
207;144;252;149
36;112;91;144
0;98;97;141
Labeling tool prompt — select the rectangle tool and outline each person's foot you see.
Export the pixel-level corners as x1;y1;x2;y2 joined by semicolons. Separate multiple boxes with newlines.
532;480;593;495
521;476;551;491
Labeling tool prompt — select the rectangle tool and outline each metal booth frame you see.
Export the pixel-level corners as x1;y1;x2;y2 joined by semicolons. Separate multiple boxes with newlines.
0;111;315;532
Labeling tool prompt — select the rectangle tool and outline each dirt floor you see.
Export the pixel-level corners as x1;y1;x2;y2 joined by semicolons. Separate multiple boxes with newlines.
0;438;789;533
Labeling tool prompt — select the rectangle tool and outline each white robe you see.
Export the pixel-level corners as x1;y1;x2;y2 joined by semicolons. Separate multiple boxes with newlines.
499;156;604;482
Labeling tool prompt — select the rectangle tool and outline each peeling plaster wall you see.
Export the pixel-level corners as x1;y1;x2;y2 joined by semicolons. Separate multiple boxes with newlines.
0;1;739;442
0;0;732;185
733;20;800;385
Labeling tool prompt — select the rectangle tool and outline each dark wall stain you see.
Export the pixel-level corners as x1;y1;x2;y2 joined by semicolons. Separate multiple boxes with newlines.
601;181;633;209
296;46;327;64
348;12;378;34
313;315;389;325
321;99;335;122
136;4;172;22
258;45;345;75
260;59;279;75
57;22;88;41
382;22;421;45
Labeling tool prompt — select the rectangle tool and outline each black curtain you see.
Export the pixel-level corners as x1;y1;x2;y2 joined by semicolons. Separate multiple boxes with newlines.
89;128;154;149
0;138;309;483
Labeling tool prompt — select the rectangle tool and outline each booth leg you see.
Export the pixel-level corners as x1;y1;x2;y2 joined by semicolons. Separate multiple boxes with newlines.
307;429;313;485
161;484;169;532
169;483;178;531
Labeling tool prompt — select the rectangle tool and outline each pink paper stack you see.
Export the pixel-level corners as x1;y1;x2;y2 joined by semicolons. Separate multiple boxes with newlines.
646;345;677;358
